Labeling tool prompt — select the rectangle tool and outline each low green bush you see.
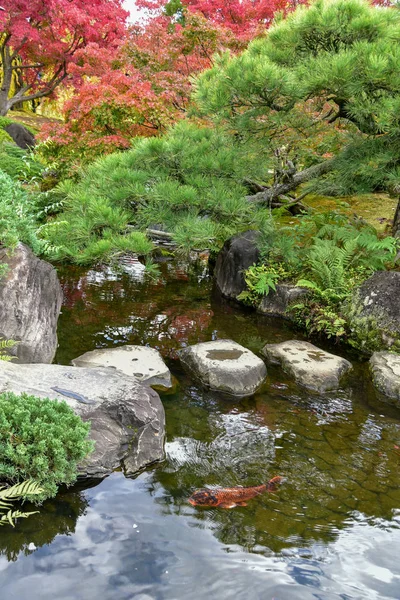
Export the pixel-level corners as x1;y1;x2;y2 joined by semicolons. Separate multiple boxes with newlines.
0;392;94;502
0;168;42;254
0;143;44;182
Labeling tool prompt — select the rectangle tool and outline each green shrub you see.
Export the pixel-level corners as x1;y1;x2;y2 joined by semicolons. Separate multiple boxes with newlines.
0;143;44;182
0;392;94;502
0;169;42;254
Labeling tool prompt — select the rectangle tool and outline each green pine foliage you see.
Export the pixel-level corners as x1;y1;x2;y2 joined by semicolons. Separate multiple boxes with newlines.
39;122;270;262
194;0;400;196
0;392;94;502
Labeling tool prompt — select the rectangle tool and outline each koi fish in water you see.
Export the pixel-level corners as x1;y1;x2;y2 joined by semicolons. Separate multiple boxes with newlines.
188;476;283;509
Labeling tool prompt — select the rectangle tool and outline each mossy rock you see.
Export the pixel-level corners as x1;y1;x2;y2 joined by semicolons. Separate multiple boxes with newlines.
346;271;400;354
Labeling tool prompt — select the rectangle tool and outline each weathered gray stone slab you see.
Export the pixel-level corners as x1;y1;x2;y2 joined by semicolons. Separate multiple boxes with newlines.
0;243;62;363
0;362;165;479
178;339;267;397
72;345;172;390
262;340;352;392
370;352;400;401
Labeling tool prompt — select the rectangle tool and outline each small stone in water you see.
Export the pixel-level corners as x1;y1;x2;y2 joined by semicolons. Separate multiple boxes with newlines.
133;524;138;528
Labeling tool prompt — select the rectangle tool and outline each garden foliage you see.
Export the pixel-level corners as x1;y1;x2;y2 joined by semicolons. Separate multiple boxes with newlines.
194;0;400;198
0;169;42;253
39;122;270;263
0;392;93;502
241;212;398;342
0;480;43;527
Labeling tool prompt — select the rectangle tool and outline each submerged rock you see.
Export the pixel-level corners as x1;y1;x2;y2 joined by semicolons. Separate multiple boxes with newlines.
347;271;400;352
262;340;352;392
0;362;165;479
178;339;267;397
0;243;63;363
257;284;309;319
214;230;260;300
370;352;400;402
72;345;173;391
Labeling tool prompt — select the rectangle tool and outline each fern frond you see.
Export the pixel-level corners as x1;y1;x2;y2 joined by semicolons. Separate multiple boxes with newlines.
0;509;39;527
0;480;43;501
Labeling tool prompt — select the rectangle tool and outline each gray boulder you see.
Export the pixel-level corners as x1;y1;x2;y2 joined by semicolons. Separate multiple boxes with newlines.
0;362;165;479
262;340;352;392
0;244;63;363
214;230;260;299
348;271;400;351
5;123;36;149
370;352;400;402
178;339;267;397
257;284;309;318
72;345;173;390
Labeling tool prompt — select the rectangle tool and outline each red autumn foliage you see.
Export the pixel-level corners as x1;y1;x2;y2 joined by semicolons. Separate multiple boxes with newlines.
40;11;242;166
0;0;128;115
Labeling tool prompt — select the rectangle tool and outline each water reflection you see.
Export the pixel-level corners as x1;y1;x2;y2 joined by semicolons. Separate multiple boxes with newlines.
0;492;88;562
1;261;399;598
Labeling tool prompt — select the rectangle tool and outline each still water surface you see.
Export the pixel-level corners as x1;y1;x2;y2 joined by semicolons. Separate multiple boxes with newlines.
1;259;400;599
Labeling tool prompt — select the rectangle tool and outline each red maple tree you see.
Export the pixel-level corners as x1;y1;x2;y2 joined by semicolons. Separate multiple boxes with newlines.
0;0;128;116
40;11;241;165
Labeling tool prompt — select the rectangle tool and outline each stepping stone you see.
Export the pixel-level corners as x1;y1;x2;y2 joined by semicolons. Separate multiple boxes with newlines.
178;339;267;397
262;340;352;393
370;351;400;402
72;345;172;390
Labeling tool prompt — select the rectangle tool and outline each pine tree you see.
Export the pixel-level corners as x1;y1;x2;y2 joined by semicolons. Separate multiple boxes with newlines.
194;0;400;232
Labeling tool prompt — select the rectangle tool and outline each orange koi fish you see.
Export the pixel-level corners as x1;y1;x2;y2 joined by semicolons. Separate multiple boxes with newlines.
188;476;283;509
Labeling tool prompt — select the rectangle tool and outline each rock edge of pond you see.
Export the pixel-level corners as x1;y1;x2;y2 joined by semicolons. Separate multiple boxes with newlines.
0;361;165;480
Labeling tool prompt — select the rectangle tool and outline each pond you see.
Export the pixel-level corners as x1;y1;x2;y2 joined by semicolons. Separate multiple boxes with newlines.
1;259;400;600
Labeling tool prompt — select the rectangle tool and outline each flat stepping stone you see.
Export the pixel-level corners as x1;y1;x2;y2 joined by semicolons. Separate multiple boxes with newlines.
370;352;400;402
178;339;267;397
262;340;352;392
72;345;172;390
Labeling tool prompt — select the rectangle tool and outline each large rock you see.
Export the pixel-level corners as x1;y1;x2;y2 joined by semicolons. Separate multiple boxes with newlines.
72;345;173;390
214;230;260;299
178;339;267;397
348;271;400;351
262;340;352;392
5;123;36;149
0;244;63;363
257;284;309;318
0;362;165;479
370;352;400;402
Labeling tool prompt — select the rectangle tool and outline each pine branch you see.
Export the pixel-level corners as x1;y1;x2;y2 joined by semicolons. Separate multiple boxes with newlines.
246;159;336;205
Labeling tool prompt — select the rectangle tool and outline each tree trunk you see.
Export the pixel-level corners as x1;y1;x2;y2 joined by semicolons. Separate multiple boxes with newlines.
392;197;400;237
246;159;336;205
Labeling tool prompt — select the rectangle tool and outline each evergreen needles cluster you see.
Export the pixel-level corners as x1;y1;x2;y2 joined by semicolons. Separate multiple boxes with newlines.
0;392;94;502
39;122;269;263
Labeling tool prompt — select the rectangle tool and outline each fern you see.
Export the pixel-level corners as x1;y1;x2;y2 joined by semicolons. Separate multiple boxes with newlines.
0;338;18;362
0;480;43;527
